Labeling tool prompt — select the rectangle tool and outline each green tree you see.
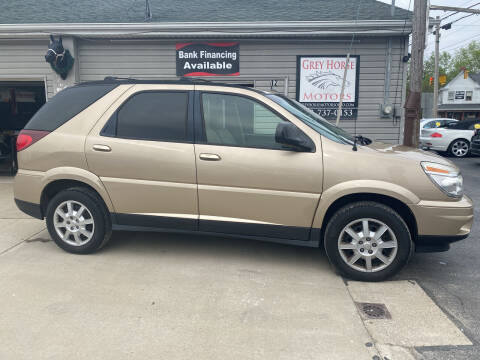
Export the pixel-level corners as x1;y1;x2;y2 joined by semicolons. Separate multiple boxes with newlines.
452;41;480;74
422;51;453;92
422;40;480;92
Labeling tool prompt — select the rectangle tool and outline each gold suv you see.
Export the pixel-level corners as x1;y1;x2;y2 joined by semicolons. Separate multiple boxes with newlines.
14;79;473;281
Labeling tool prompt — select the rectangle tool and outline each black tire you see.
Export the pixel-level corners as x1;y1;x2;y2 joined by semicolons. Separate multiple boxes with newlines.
46;187;112;254
324;201;414;282
447;139;470;158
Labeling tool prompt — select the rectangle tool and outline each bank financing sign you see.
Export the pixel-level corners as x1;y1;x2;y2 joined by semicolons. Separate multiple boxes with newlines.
176;42;239;77
296;55;360;120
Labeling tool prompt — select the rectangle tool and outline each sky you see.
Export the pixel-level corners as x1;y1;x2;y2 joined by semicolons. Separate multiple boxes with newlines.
378;0;480;57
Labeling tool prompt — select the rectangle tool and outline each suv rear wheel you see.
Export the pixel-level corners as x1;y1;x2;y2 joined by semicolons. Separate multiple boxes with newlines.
324;201;413;282
46;187;112;254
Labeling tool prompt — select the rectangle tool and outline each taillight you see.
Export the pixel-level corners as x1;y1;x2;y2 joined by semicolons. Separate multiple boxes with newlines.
430;132;443;138
16;130;50;152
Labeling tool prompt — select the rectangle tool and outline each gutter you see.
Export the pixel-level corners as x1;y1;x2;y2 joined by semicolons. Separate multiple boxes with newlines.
0;20;412;39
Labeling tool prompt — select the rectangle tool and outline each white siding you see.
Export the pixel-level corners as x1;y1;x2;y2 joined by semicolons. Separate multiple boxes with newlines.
0;40;54;99
439;74;480;105
79;38;407;143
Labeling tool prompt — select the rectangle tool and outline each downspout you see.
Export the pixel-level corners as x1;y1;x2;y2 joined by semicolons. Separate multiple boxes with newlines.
383;0;395;113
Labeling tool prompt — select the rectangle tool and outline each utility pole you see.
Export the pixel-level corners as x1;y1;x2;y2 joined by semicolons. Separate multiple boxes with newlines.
433;16;440;118
430;4;478;119
403;0;428;147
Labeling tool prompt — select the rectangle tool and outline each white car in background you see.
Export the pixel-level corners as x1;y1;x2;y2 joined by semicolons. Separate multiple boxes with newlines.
420;119;480;157
420;118;457;130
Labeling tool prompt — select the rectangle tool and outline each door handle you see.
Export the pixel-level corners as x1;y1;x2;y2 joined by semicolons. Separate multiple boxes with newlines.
199;153;221;161
92;144;112;152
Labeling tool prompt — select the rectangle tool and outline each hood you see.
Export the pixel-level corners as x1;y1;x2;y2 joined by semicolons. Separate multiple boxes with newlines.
367;141;456;168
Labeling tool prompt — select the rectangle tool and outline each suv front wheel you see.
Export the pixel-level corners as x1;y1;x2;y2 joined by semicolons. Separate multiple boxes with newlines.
46;187;112;254
324;201;413;282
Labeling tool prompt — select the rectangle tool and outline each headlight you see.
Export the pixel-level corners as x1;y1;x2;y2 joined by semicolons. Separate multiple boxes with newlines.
421;162;463;198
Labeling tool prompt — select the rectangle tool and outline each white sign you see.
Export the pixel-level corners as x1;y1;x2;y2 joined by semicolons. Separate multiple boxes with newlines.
296;55;360;120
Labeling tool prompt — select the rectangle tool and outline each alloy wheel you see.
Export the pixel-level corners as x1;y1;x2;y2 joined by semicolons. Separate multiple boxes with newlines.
451;140;469;157
53;200;95;246
337;218;398;273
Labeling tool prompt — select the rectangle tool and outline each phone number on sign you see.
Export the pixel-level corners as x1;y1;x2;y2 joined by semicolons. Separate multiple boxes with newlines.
312;109;355;117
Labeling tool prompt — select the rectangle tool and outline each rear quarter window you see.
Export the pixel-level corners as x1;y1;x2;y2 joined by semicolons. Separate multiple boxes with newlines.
24;84;117;131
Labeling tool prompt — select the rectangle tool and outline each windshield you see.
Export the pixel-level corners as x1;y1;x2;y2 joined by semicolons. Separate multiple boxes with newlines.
266;94;355;144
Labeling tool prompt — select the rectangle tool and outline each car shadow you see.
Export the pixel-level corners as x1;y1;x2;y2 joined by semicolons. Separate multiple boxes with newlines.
103;230;331;272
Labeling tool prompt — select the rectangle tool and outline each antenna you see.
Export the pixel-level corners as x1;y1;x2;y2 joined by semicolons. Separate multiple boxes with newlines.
145;0;152;21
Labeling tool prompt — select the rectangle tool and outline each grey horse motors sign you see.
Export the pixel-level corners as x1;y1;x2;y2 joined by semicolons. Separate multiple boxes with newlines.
176;42;239;77
296;55;360;120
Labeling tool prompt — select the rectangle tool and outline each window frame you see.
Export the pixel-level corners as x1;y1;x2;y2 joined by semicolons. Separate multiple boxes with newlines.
100;90;194;143
466;91;473;101
194;90;315;152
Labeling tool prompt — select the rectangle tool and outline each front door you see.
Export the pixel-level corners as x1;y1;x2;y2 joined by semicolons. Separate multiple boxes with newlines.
85;84;198;230
194;87;323;240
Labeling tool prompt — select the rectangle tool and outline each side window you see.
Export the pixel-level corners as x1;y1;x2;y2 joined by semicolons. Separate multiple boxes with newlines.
468;122;480;130
452;121;469;130
423;121;435;129
116;91;188;142
201;92;289;149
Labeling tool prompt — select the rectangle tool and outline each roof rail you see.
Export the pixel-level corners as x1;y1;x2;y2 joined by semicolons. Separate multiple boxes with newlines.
179;77;212;83
103;76;137;81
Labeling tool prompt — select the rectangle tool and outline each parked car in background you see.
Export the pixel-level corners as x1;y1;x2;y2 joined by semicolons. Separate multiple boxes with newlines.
13;79;473;282
471;127;480;156
420;118;458;130
420;119;480;158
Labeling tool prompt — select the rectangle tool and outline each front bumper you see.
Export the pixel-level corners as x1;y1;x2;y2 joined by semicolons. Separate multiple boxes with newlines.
419;137;448;152
409;195;474;252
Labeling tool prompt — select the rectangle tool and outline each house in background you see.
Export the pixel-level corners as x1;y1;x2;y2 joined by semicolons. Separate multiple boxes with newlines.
438;69;480;120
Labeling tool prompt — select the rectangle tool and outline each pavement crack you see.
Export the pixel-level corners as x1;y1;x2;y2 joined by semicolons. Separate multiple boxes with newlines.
25;238;51;243
0;227;47;256
344;279;383;358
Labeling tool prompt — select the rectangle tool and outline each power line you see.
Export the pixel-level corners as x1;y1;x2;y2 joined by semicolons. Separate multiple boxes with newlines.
440;1;480;20
449;12;476;25
440;33;480;52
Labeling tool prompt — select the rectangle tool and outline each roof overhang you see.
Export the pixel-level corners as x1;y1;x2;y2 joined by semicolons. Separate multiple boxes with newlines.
439;104;480;111
0;20;412;39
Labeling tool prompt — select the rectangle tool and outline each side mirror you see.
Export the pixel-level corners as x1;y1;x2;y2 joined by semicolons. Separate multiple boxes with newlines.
275;122;315;152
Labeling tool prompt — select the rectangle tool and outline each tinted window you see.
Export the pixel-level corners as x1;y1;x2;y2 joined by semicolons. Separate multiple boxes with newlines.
25;84;116;131
468;122;480;130
423;121;436;129
116;92;188;142
201;93;288;149
449;120;475;130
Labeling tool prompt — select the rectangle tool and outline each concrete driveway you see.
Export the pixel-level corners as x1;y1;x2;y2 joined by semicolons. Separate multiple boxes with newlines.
0;173;472;360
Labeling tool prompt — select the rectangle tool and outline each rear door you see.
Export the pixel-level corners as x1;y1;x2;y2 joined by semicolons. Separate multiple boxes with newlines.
193;85;323;240
85;84;198;230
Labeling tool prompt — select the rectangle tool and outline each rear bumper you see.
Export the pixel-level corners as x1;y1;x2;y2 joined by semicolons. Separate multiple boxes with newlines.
419;137;448;151
409;195;473;252
14;198;43;220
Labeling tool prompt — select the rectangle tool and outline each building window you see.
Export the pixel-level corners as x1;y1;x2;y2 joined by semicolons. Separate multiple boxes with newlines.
455;91;465;100
448;91;454;101
466;91;473;101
